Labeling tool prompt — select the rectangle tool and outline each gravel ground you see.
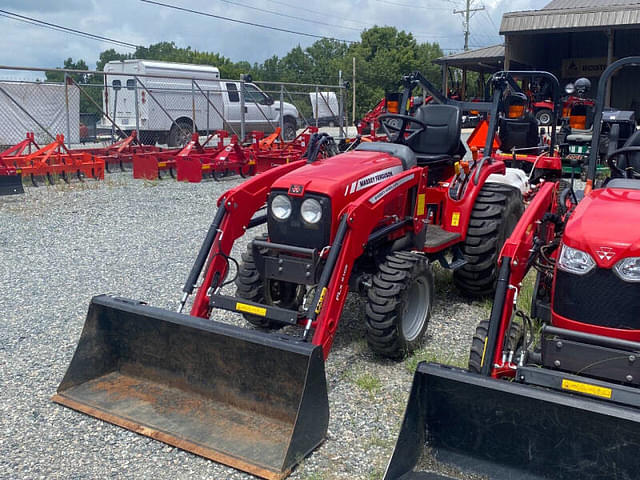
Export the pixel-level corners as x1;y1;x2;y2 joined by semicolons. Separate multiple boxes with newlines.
0;172;487;480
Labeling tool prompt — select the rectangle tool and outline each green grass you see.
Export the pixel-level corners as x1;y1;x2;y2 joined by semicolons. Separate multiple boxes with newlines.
355;373;382;396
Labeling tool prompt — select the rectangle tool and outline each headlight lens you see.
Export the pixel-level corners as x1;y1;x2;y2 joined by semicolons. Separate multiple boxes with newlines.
301;198;322;224
557;244;596;275
614;257;640;282
271;194;292;220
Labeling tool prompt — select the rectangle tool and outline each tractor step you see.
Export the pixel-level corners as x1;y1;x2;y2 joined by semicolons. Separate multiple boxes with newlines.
424;225;460;249
210;293;300;325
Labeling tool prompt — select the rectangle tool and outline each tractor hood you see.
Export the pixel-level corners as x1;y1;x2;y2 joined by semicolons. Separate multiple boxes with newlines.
271;150;406;200
563;185;640;268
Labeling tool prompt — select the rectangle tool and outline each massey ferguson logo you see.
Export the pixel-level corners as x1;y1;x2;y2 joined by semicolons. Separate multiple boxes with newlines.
596;247;615;261
288;184;304;195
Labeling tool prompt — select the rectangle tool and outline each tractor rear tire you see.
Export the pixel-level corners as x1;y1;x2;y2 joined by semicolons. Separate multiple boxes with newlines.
468;319;524;373
453;183;524;297
235;235;305;329
365;251;433;359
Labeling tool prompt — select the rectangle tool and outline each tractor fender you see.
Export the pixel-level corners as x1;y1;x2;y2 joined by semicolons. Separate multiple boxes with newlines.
440;160;508;243
487;167;531;195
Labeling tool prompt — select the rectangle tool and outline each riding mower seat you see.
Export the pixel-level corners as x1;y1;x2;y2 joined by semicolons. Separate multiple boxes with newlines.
355;142;417;170
566;128;593;143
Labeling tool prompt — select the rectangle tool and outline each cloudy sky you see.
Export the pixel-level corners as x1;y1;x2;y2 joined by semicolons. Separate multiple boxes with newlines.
1;0;548;72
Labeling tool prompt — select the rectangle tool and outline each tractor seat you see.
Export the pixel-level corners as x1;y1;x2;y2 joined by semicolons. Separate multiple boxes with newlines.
355;142;417;170
615;129;640;175
405;104;464;166
498;115;540;152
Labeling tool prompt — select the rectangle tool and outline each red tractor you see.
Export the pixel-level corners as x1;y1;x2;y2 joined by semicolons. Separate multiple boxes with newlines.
384;56;640;480
54;71;537;479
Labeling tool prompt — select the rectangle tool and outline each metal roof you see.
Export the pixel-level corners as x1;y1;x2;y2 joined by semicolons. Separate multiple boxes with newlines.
433;44;505;72
501;0;640;34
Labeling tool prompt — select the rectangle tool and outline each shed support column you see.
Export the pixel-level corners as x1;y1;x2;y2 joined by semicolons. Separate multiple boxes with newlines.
504;37;511;70
442;65;448;96
606;29;614;107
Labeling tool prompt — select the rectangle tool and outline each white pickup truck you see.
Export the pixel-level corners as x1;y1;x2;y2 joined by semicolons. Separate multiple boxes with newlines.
98;59;299;145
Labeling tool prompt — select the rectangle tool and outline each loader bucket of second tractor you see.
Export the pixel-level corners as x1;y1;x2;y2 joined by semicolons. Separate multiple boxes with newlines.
52;295;329;480
384;362;640;480
0;174;24;195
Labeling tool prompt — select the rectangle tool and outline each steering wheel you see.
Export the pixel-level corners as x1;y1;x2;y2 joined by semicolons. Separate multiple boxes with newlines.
605;145;640;179
378;113;427;145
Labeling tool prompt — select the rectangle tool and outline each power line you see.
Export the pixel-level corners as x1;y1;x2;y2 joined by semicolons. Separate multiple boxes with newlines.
211;0;362;32
0;9;139;49
140;0;357;43
373;0;452;10
453;0;485;50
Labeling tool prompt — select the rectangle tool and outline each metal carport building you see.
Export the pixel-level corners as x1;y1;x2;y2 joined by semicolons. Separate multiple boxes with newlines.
501;0;640;109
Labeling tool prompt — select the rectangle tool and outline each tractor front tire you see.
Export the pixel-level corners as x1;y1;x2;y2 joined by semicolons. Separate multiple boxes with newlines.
468;319;524;373
453;183;524;297
235;235;305;329
535;109;553;126
365;252;433;359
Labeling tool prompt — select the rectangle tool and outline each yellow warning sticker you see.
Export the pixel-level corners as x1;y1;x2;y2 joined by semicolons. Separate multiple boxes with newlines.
561;379;612;399
202;164;211;170
315;287;328;314
157;162;167;167
451;212;461;227
416;194;425;216
235;302;267;317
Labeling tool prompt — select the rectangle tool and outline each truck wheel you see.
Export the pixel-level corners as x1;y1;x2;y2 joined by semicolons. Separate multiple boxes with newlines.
468;319;524;373
535;109;553;126
283;118;296;141
453;183;524;297
168;120;193;147
235;235;305;329
365;252;433;359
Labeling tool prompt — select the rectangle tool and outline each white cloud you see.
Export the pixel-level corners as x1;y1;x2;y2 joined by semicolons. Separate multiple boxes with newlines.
0;0;549;74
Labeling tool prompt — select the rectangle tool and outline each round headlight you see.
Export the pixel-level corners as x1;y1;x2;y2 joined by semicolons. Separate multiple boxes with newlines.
271;194;292;220
301;198;322;224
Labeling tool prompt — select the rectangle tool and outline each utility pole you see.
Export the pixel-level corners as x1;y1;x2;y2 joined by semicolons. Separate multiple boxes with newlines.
454;0;485;51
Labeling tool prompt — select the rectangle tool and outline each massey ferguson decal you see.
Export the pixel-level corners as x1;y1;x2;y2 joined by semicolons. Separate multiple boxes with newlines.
368;174;415;204
289;184;304;195
345;165;404;196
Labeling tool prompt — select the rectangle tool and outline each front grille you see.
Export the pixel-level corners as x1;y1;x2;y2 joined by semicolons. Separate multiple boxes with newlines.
267;190;331;250
553;268;640;330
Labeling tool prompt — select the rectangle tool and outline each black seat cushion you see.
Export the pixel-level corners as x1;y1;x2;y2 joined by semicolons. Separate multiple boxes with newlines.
406;105;462;162
498;114;539;152
355;142;417;170
617;129;640;174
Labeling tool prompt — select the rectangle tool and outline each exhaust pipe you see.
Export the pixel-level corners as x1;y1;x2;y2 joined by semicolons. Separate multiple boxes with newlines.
53;295;329;480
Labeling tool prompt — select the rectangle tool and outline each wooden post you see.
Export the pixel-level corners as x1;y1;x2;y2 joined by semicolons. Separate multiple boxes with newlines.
606;29;614;107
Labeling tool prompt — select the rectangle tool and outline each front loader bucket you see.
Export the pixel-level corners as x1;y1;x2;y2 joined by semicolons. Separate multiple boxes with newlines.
0;174;24;195
52;295;329;480
384;362;640;480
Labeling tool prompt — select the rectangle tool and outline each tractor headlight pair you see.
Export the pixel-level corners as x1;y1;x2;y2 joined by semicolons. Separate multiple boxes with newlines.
558;244;640;282
271;194;322;224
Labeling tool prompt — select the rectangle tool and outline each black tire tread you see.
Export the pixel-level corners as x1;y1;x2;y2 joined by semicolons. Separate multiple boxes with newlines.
365;251;433;359
453;182;524;297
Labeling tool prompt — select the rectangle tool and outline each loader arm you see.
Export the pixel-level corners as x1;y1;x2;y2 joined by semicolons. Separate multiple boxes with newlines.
187;160;307;318
311;167;429;358
482;181;558;377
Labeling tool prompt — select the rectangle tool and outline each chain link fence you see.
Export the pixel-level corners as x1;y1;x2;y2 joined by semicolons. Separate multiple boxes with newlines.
0;65;349;150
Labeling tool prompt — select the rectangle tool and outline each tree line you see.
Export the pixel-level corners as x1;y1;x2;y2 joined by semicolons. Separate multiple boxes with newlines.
46;26;446;122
